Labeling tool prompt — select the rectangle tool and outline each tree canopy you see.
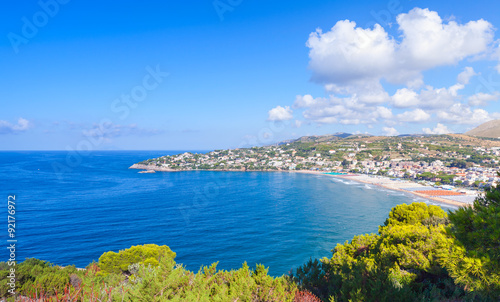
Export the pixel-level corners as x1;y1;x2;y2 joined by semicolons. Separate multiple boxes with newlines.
293;198;500;301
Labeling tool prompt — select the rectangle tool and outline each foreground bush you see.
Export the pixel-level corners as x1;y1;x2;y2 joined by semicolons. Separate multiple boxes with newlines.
98;244;176;274
292;199;500;301
0;258;78;298
123;259;296;301
0;245;297;301
444;182;500;299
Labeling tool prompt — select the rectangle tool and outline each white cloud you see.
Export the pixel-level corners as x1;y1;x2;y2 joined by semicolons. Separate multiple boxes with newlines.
295;93;393;125
390;73;470;111
391;88;419;108
307;21;396;86
307;8;493;91
0;118;31;134
290;65;495;128
302;102;349;124
267;106;293;121
273;8;499;133
324;80;390;105
382;127;399;136
436;104;494;124
422;123;451;135
375;106;393;120
293;94;324;108
419;86;460;109
397;9;493;70
355;82;390;104
83;122;163;138
468;92;500;106
397;109;431;122
457;67;477;85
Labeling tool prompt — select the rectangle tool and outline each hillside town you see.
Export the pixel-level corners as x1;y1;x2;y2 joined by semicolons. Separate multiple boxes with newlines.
132;134;500;190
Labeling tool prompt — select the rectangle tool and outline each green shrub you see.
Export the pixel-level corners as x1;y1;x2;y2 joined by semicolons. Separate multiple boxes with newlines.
122;257;296;301
444;181;500;298
0;259;80;298
98;244;176;274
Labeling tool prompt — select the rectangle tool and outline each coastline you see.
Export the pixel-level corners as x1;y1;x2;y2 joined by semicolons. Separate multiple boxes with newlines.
131;164;474;208
130;164;246;172
129;164;328;173
322;173;473;208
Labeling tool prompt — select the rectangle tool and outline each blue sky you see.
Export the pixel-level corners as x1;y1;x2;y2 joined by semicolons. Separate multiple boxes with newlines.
2;0;500;150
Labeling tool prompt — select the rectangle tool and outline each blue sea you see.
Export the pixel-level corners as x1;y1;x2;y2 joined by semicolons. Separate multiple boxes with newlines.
0;151;455;276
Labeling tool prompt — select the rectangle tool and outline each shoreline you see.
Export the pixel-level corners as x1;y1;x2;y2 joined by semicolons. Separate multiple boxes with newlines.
129;164;329;173
324;173;472;208
131;164;474;208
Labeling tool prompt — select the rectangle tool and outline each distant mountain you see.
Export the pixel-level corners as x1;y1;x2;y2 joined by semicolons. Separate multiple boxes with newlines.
277;132;353;145
398;134;431;137
465;120;500;138
333;132;354;138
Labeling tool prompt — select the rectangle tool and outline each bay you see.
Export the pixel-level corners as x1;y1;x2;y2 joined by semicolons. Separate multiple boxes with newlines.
0;151;454;276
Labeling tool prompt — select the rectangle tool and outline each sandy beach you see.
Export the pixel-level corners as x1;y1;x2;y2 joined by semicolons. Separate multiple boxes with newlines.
319;173;477;208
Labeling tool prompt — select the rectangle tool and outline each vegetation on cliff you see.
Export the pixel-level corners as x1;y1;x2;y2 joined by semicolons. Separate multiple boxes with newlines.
292;185;500;301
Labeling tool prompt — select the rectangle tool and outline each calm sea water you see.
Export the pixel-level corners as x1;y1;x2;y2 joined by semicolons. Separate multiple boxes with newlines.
0;151;455;276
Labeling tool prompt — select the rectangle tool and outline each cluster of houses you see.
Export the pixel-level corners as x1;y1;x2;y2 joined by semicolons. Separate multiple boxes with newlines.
355;160;499;188
142;142;500;189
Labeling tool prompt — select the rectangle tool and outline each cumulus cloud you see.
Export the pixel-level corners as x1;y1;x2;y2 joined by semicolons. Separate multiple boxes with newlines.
390;69;471;110
468;92;500;106
293;93;393;125
396;10;493;70
272;8;499;133
293;95;319;108
307;8;493;93
457;67;477;85
382;127;399;136
422;123;451;135
292;63;495;128
267;106;293;121
396;109;431;122
0;118;31;134
436;104;495;124
391;88;419;108
307;21;396;86
83;122;163;138
418;85;461;109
